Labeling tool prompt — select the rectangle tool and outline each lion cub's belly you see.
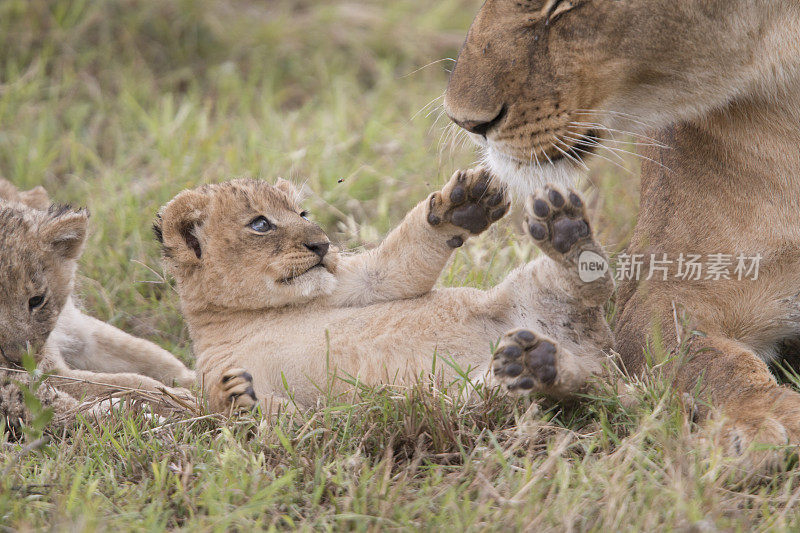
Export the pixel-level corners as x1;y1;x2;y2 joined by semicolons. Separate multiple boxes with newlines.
228;288;520;406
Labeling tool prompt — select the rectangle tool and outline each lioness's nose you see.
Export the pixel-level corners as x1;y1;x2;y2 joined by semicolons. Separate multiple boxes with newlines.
448;106;507;137
304;241;329;258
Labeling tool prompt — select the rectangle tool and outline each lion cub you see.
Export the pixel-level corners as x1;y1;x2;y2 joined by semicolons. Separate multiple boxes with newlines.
0;179;195;425
157;169;614;412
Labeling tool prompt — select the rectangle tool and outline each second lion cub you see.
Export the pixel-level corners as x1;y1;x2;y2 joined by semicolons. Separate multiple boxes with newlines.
156;169;614;412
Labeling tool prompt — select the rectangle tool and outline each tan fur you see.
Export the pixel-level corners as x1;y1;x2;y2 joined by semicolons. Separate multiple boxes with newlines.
157;171;614;412
445;0;800;467
0;179;195;426
0;368;83;432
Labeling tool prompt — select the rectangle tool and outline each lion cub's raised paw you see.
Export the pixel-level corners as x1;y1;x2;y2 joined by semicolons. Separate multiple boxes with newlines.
427;167;509;247
524;184;593;260
212;368;258;413
492;329;560;394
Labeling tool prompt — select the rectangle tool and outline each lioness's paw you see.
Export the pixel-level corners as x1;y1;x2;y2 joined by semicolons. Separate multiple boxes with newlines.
492;329;560;393
524;184;592;258
427;167;509;246
219;368;258;412
722;416;792;473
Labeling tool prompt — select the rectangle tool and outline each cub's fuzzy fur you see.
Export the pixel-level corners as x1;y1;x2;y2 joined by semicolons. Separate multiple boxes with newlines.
0;179;195;428
156;169;614;412
0;369;84;433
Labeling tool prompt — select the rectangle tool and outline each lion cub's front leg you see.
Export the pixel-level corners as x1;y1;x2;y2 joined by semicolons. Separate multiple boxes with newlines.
332;167;509;307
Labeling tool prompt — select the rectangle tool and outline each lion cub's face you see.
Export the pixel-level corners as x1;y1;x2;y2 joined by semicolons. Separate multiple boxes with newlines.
156;179;338;313
0;201;88;364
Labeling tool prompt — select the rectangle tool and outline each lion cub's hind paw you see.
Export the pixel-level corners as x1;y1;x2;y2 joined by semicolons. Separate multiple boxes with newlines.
428;167;509;245
492;329;560;393
220;368;258;412
525;184;592;258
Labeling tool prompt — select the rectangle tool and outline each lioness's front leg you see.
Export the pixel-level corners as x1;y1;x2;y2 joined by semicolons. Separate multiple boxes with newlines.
331;167;509;307
617;305;800;471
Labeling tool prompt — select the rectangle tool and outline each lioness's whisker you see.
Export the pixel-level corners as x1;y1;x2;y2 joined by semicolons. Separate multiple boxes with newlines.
561;131;627;164
573;108;657;130
565;126;667;149
594;136;668;149
436;122;455;155
428;109;447;136
442;123;463;158
540;143;555;167
584;137;674;173
552;137;590;171
564;141;635;175
569;120;665;144
569;121;669;147
411;92;445;121
401;58;455;80
425;103;443;120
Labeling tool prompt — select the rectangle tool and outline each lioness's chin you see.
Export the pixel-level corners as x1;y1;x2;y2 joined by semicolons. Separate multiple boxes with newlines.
483;147;584;196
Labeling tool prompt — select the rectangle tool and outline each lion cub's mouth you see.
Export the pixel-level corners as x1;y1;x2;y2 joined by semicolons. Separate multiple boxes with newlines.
277;263;327;284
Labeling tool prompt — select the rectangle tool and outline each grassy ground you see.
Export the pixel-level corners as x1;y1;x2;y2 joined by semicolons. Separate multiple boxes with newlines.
2;0;800;530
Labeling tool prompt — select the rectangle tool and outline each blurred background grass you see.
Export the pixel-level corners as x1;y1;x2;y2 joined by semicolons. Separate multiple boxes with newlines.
0;0;640;362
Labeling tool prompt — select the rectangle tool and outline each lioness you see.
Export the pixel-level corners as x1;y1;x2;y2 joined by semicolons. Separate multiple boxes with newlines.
0;179;195;426
155;169;614;412
444;0;800;463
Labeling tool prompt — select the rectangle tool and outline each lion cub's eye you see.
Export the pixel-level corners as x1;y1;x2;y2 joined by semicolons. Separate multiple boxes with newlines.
248;216;275;233
28;295;45;311
299;211;309;220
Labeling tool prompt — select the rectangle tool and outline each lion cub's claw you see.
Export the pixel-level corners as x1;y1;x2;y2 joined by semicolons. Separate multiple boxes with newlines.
428;167;509;246
220;368;258;412
492;329;560;393
525;184;591;257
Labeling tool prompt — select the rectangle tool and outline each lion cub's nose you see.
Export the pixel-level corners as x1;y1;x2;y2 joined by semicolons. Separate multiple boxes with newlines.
304;241;330;258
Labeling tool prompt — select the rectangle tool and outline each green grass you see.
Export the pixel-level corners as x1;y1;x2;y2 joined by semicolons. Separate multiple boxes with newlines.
2;0;800;530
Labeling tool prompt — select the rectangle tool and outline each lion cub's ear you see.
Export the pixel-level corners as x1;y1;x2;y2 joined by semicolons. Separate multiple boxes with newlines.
39;206;89;261
156;189;210;265
0;179;49;210
19;186;50;210
0;178;18;202
274;178;304;207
